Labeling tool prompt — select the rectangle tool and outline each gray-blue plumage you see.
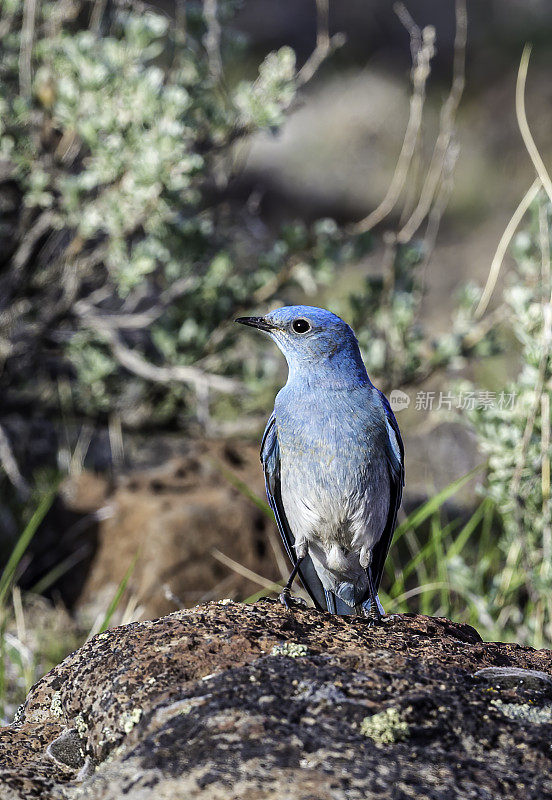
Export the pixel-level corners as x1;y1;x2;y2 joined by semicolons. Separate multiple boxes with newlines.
236;305;404;617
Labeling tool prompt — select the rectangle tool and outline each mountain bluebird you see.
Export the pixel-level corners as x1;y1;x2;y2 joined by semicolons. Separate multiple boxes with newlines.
236;305;404;619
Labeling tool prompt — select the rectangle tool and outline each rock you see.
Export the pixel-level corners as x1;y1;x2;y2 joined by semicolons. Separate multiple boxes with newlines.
474;666;552;691
2;602;552;799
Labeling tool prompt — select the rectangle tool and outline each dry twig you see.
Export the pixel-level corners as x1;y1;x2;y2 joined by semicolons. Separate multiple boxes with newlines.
297;0;346;87
90;0;107;33
0;424;30;499
476;44;552;319
202;0;222;80
396;0;466;244
475;178;541;319
103;325;240;394
352;8;435;234
516;45;552;204
19;0;38;98
211;548;283;592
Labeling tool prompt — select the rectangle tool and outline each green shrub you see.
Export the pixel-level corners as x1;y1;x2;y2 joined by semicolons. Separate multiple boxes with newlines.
465;200;552;646
0;0;474;428
0;1;348;425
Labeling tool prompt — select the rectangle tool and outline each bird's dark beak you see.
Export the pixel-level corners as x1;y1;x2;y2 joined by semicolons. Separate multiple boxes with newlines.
234;316;275;332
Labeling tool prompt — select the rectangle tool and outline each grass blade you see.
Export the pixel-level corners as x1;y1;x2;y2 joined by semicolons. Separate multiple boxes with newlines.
95;554;139;636
213;460;272;517
392;464;485;545
0;489;57;607
447;499;489;560
29;544;90;596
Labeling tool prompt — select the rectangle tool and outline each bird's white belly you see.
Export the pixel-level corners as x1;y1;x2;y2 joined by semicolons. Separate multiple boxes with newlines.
280;453;389;575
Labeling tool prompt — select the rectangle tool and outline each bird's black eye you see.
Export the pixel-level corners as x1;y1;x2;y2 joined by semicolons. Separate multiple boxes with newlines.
292;318;311;334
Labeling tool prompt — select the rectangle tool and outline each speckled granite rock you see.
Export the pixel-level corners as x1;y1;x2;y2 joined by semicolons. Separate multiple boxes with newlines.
2;601;552;799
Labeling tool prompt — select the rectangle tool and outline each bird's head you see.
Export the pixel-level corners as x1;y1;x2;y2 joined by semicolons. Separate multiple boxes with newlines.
235;305;369;386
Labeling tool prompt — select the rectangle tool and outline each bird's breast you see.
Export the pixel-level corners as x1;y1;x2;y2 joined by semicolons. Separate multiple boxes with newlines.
274;385;383;467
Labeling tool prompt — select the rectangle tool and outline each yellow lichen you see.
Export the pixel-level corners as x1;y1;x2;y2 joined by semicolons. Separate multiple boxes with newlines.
271;642;308;657
49;691;63;719
360;708;409;743
120;707;142;734
491;699;552;724
74;714;87;738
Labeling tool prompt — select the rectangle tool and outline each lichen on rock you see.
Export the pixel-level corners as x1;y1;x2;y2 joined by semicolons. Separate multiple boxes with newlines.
270;642;309;657
491;698;552;725
119;709;142;735
360;707;410;743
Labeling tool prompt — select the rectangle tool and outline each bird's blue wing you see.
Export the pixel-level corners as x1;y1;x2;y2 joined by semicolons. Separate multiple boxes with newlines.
260;412;327;611
370;390;405;591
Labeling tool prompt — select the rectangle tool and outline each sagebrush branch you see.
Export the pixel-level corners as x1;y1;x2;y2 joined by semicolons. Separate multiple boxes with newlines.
77;311;241;394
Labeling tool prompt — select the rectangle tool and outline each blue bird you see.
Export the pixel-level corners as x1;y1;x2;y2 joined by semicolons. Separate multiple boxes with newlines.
235;306;404;619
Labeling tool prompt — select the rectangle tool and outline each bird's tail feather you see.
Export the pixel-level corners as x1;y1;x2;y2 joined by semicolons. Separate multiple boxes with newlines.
324;589;359;616
324;589;384;616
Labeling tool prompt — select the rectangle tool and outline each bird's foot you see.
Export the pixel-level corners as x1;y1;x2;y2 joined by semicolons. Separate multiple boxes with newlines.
361;601;384;626
363;614;385;627
279;587;307;610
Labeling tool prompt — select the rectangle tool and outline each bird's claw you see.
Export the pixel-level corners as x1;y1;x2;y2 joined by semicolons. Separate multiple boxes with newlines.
364;617;385;628
279;587;307;610
362;605;384;626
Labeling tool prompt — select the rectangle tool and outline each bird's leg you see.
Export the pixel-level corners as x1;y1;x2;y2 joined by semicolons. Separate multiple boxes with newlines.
279;557;307;609
363;567;383;625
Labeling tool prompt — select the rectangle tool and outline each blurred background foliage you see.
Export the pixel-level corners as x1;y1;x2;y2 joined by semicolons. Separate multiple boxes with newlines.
0;0;478;433
1;0;337;426
0;0;551;720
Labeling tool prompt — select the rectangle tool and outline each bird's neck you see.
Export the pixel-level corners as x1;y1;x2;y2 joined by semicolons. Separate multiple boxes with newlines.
286;348;371;391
